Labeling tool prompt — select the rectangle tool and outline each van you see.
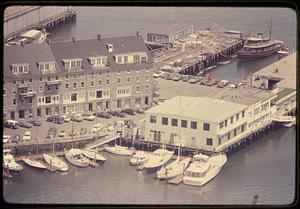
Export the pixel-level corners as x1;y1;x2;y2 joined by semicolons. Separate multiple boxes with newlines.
5;120;19;129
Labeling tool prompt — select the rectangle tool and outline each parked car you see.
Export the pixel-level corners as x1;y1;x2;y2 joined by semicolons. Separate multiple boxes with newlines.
71;114;83;122
92;123;104;134
19;119;33;128
217;80;230;88
121;108;136;116
3;135;10;143
188;77;201;84
153;91;160;97
46;116;55;122
54;115;64;124
206;78;218;86
82;112;96;121
172;75;183;81
12;134;21;143
153;71;164;78
28;119;42;126
182;75;191;82
22;131;32;142
62;115;71;122
115;111;126;118
95;111;112;119
58;130;67;138
5;120;19;129
46;127;57;139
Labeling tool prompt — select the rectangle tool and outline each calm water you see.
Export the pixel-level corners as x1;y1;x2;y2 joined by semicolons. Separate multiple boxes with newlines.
3;7;297;205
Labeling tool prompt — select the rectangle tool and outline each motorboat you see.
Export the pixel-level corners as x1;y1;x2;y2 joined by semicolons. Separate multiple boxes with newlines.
22;156;47;169
130;151;149;165
104;145;132;156
183;154;227;186
277;48;289;59
143;148;174;171
65;148;90;168
157;157;191;179
81;149;106;163
3;149;23;175
6;29;47;46
43;153;69;172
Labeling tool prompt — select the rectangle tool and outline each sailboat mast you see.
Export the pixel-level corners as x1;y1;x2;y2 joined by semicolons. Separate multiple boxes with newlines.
269;17;272;40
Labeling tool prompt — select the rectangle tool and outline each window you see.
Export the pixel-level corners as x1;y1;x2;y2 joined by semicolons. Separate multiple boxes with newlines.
98;80;102;86
96;90;102;98
227;132;231;140
65;74;69;79
45;96;51;104
3;89;6;96
91;81;94;87
12;99;17;105
106;79;110;84
218;137;222;145
47;86;51;91
39;77;43;82
181;120;187;128
73;82;77;89
191;121;197;129
13;80;16;84
124;56;128;63
146;75;150;81
71;93;77;101
117;69;121;74
171;118;178;126
224;120;227;127
141;57;147;63
117;78;121;84
133;55;140;63
145;84;150;92
117;99;121;108
136;86;140;93
29;78;32;83
65;83;69;89
118;57;122;63
206;138;213;146
219;122;224;129
81;82;84;88
39;85;43;92
242;110;245;118
203;123;210;131
150;116;156;123
127;77;131;83
136;76;139;82
234;129;237;137
162;117;168;125
236;113;239;121
230;116;234;124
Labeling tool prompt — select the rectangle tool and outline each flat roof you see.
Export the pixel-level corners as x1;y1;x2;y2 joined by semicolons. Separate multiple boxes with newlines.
209;86;276;106
146;96;247;122
253;52;296;89
148;23;192;36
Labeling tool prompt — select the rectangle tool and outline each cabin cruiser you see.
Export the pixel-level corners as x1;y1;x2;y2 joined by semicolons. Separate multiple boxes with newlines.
104;145;132;156
6;29;47;46
157;157;191;180
65;148;90;168
43;153;69;172
22;156;47;169
143;148;174;171
183;154;227;186
3;149;23;175
130;151;149;165
81;149;106;164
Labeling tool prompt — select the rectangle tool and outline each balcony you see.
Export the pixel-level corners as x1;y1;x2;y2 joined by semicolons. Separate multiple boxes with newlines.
19;91;36;98
46;80;62;85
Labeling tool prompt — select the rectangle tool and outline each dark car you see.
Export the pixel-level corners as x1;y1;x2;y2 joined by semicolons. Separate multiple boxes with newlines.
115;112;126;118
95;112;112;119
19;119;33;128
12;134;21;143
46;127;57;139
28;119;42;126
54;116;64;124
46;116;55;122
121;108;136;116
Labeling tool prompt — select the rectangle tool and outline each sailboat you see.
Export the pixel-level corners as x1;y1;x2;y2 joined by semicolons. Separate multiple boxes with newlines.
157;145;191;179
23;119;47;170
81;148;106;164
65;148;90;167
43;135;68;172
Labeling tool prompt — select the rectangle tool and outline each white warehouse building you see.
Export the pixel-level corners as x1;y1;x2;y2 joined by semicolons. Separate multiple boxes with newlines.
144;96;249;151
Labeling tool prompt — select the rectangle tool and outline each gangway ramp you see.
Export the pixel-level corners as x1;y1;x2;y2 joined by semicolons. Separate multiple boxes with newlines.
85;134;119;150
272;115;295;123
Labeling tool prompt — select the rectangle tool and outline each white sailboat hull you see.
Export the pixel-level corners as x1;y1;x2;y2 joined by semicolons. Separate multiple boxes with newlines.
43;153;69;172
144;149;174;169
65;149;90;168
104;145;132;156
81;149;106;163
23;157;47;169
157;157;191;179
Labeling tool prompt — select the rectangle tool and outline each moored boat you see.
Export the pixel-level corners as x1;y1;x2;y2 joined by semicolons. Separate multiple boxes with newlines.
104;145;132;156
22;156;47;170
157;157;191;180
143;148;174;171
3;149;23;175
183;154;227;186
81;149;106;163
65;148;90;168
43;153;68;172
6;29;48;46
130;151;149;165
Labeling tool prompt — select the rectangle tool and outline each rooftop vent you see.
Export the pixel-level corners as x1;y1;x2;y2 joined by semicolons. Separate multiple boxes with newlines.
97;34;102;41
106;43;113;52
72;37;76;43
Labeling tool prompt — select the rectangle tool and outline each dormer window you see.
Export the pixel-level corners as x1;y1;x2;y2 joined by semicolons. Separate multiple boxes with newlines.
114;52;147;65
106;44;113;52
62;58;82;71
87;56;108;68
10;63;30;75
133;55;140;63
38;62;56;74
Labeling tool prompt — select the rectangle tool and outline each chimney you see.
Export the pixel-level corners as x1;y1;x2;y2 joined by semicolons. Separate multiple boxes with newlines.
72;37;75;43
97;34;102;41
20;41;24;47
106;43;113;52
136;31;141;37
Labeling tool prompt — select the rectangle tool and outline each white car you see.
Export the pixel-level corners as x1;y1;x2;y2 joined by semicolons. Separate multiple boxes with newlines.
82;112;96;121
58;130;67;138
153;71;164;78
92;123;104;134
3;135;10;143
106;124;114;132
22;131;32;142
62;115;71;122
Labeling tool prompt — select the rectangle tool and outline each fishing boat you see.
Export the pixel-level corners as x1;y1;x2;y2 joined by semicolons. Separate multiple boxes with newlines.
157;146;190;179
6;29;47;46
43;153;69;172
183;154;227;186
130;151;149;165
104;145;132;156
3;149;23;175
22;156;47;170
81;149;106;163
143;147;174;171
65;148;90;168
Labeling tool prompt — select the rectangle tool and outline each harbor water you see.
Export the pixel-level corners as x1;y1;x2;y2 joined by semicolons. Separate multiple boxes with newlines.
3;7;296;205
